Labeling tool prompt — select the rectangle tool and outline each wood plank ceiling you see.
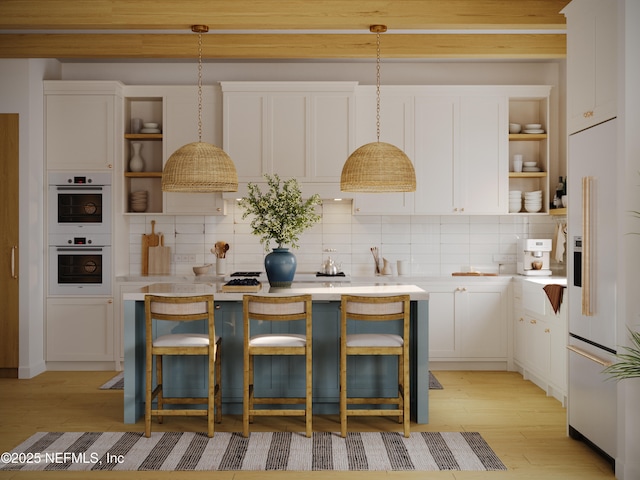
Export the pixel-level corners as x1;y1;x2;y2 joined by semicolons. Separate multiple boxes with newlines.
0;0;570;60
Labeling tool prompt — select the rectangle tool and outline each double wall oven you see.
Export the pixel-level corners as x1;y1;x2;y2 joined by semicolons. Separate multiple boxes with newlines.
48;172;112;295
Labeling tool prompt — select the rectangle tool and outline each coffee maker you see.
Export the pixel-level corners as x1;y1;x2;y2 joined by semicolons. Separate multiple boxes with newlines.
517;238;552;276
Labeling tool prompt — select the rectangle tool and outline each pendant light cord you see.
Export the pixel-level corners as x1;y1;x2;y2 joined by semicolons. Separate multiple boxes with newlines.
375;30;381;143
197;32;203;143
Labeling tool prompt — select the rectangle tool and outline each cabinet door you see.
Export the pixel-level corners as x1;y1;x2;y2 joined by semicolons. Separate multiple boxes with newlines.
352;90;414;214
457;285;508;358
548;308;568;393
46;94;114;170
269;93;308;179
311;93;353;182
458;96;508;214
163;87;226;215
414;96;457;214
46;297;114;361
223;93;266;181
427;290;457;358
525;315;551;378
565;0;617;133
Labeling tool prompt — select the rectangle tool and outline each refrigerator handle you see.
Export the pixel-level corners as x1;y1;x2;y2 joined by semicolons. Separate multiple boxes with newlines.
567;345;612;367
582;176;595;316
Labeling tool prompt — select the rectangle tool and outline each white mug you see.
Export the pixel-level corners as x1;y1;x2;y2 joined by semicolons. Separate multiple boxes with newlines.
397;260;409;276
513;154;523;172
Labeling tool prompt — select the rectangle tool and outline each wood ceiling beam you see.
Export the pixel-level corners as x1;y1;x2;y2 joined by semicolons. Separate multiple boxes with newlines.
0;33;566;60
0;0;569;31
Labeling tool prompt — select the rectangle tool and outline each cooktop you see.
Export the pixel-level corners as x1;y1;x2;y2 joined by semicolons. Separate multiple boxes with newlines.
230;271;261;277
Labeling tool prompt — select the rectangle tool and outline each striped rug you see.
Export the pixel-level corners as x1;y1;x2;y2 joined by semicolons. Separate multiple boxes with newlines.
1;431;506;472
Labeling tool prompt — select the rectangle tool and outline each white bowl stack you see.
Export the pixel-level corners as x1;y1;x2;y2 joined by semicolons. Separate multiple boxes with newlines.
130;190;148;212
509;190;522;213
523;190;542;213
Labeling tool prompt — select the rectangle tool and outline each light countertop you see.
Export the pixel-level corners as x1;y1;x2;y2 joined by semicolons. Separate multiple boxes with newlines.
122;282;428;302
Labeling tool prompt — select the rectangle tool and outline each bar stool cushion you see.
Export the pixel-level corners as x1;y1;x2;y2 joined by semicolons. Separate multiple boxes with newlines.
249;333;306;348
346;333;403;347
153;333;220;348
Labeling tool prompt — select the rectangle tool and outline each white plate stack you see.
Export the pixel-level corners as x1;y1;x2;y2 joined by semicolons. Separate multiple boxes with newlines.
509;190;522;213
130;190;148;212
523;190;542;212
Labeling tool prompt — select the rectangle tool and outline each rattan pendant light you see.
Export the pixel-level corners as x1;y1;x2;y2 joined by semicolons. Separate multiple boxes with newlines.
341;25;416;192
162;25;238;192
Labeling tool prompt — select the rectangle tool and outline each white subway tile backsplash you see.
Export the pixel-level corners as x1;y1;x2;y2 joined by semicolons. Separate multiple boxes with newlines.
127;200;558;276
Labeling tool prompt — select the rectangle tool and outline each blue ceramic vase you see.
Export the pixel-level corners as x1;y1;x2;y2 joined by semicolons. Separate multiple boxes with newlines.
264;248;296;287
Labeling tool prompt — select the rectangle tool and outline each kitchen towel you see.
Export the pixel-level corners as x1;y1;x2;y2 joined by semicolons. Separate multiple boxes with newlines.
553;222;566;263
543;284;565;314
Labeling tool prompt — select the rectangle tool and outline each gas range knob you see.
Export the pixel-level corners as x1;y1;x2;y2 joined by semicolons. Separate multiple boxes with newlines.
87;239;92;244
68;239;72;244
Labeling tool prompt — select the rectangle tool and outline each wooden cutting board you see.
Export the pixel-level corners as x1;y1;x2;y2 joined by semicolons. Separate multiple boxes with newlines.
148;233;171;275
141;220;160;275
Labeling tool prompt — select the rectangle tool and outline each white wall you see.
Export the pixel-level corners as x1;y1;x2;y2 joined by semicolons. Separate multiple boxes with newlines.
0;58;61;378
126;204;559;277
619;1;640;477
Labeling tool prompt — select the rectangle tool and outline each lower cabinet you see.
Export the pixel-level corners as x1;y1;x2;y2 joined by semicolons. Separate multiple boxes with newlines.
426;281;510;368
513;278;567;404
46;297;114;365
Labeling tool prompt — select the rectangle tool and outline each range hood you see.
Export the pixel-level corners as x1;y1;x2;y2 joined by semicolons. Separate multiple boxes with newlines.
222;182;353;201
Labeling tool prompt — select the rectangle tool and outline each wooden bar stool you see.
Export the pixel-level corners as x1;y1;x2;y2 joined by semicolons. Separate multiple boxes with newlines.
145;294;221;438
243;294;313;438
340;294;411;438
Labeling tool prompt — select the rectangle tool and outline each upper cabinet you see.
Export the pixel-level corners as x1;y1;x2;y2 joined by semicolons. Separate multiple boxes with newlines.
121;85;226;215
221;82;357;184
507;87;552;214
44;81;123;171
351;87;415;214
414;92;508;215
563;0;617;134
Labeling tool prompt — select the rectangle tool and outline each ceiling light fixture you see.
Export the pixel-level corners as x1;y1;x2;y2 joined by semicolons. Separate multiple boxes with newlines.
340;25;416;193
162;25;238;193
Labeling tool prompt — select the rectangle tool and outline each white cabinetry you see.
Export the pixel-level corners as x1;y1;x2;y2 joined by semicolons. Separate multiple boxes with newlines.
122;86;226;215
221;82;356;184
44;81;122;171
425;280;510;368
414;93;508;214
507;88;552;214
352;87;415;214
563;0;617;134
46;297;115;366
512;278;567;404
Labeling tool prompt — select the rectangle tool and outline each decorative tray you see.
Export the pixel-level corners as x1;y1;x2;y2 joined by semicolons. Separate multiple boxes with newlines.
221;279;262;292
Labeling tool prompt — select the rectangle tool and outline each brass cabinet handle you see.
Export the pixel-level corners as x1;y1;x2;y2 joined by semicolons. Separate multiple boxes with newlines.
567;345;613;367
530;319;537;324
11;245;17;279
583;111;594;118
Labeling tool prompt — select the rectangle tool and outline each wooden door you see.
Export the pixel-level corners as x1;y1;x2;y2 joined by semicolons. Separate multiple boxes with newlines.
0;114;19;377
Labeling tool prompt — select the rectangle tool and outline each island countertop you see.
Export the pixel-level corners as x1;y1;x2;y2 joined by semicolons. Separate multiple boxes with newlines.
123;282;429;302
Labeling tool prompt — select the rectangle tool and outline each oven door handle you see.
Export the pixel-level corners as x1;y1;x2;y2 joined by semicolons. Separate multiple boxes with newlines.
55;186;105;192
55;247;105;253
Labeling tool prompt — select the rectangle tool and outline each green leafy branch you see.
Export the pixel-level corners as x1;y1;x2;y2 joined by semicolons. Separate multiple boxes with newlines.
238;174;321;250
603;329;640;380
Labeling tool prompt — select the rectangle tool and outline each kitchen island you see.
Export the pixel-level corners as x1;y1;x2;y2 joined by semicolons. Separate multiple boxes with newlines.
122;282;429;424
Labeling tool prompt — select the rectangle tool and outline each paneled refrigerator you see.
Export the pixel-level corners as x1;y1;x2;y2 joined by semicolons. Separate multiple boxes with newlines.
567;118;617;466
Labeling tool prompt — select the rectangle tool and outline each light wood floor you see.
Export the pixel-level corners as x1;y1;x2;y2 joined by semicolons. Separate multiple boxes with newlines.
0;370;614;479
